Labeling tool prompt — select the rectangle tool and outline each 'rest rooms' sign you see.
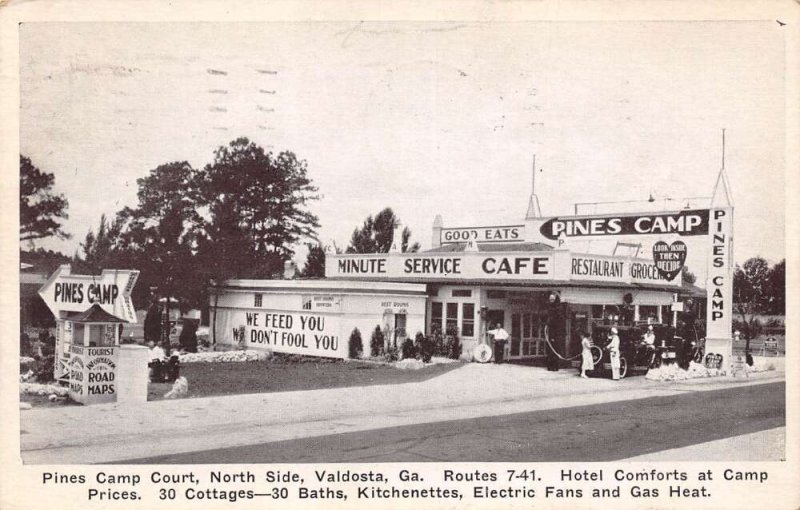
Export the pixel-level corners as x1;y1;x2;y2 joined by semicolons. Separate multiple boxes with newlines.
440;225;525;244
537;209;709;241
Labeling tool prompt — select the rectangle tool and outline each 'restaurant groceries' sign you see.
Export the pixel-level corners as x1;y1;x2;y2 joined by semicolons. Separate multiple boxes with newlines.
535;209;709;241
39;264;139;323
440;225;525;244
326;251;680;287
569;255;672;285
227;309;346;359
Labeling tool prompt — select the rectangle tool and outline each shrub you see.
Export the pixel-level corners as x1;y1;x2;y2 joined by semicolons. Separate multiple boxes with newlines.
413;332;430;362
419;335;435;363
765;317;783;328
401;338;416;360
348;328;363;359
384;343;399;362
445;325;462;360
33;355;56;383
370;326;385;357
431;328;446;357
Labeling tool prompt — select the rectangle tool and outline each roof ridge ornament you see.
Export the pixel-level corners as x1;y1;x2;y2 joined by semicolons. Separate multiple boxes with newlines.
710;129;734;208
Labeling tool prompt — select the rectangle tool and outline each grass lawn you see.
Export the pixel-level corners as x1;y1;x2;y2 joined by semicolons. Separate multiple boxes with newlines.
148;358;463;401
732;334;785;356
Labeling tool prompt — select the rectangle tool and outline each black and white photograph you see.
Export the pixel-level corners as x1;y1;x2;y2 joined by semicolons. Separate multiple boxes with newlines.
2;1;798;509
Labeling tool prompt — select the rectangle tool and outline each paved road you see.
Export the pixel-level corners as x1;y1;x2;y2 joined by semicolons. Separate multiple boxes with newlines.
124;381;784;463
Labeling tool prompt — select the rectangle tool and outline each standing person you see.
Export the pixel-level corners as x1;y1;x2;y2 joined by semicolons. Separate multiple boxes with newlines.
30;333;45;360
20;332;30;358
580;331;594;379
487;322;509;363
545;293;563;371
608;327;621;380
144;298;162;345
179;319;198;353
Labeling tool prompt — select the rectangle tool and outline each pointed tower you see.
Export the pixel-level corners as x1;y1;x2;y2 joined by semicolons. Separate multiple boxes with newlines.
431;215;443;249
704;130;735;372
525;155;543;219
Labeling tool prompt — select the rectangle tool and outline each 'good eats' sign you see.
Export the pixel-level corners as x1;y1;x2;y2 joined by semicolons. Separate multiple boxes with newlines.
440;225;524;244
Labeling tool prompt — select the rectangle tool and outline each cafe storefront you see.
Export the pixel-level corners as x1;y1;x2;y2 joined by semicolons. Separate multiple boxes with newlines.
324;246;681;361
212;170;734;365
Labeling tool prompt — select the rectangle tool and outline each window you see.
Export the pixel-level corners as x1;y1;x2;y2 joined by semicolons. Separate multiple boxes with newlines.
511;313;521;338
254;293;263;307
661;305;671;323
639;305;658;322
394;314;407;341
431;302;443;334
487;290;507;299
523;314;532;338
461;303;475;337
591;305;604;319
446;303;458;334
73;323;85;346
510;314;521;356
452;289;472;297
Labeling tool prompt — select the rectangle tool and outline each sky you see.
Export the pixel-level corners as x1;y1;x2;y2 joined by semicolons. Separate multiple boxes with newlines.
19;21;786;281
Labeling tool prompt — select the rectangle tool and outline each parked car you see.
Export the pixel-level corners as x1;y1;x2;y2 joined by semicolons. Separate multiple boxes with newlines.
590;323;675;378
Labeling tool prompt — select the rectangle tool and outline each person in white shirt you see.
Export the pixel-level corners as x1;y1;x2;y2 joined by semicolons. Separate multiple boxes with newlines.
147;340;167;382
488;323;509;342
643;325;656;348
608;327;621;380
580;331;594;379
147;340;166;362
487;323;509;364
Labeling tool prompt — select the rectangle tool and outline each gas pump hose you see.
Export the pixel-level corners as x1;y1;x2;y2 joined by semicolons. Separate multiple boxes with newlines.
543;326;583;361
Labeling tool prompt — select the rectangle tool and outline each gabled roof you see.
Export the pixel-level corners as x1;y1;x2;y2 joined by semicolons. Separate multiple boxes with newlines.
680;281;707;298
66;303;126;323
425;242;554;253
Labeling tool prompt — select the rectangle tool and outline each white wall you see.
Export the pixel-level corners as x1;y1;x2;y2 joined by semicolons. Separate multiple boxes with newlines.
211;286;427;359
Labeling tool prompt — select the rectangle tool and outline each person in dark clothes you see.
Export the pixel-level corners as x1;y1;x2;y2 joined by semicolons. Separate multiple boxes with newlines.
179;319;199;353
144;298;162;344
545;293;564;371
44;332;56;356
20;332;30;357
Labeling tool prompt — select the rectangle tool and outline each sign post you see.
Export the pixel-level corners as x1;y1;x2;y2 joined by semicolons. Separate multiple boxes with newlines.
704;167;735;372
39;265;139;404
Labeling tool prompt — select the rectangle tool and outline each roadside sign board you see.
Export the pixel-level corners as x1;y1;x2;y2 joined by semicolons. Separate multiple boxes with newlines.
440;224;525;244
39;264;139;323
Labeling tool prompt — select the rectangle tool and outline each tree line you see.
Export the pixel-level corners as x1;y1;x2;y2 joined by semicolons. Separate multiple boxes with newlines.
20;143;785;331
20;139;420;315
